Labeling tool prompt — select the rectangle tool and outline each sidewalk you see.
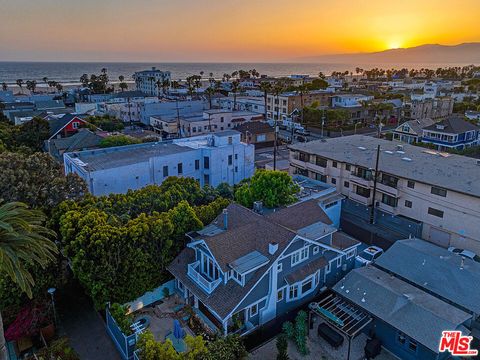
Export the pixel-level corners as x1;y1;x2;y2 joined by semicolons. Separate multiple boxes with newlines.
57;280;121;360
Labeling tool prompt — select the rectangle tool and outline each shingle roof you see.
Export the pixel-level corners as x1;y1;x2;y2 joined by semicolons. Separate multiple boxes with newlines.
285;256;327;284
396;118;435;135
48;114;85;137
334;266;471;353
423;115;479;134
331;231;360;250
50;129;102;152
289;135;480;198
375;238;480;314
266;198;333;231
234;121;273;135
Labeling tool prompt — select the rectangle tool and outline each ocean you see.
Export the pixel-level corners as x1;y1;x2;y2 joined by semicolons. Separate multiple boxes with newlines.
0;61;470;86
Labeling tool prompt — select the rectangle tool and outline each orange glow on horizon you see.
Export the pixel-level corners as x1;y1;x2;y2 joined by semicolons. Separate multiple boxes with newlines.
0;0;479;61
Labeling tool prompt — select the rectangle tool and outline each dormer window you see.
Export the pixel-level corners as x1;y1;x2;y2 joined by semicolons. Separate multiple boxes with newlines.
291;246;309;267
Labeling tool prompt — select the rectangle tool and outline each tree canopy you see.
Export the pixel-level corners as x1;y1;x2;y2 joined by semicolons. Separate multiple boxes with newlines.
99;134;141;148
235;170;299;208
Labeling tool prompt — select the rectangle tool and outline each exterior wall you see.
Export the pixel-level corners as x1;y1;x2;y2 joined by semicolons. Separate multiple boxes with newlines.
64;133;254;196
133;68;171;96
289;149;480;253
266;92;331;120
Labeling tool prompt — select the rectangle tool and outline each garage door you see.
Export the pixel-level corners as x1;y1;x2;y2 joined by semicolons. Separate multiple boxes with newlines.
428;227;451;248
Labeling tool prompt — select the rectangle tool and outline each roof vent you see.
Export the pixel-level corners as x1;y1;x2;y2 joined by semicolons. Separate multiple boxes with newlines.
253;201;263;214
358;146;366;150
269;242;279;255
385;150;394;154
396;145;404;151
222;208;228;230
401;157;412;162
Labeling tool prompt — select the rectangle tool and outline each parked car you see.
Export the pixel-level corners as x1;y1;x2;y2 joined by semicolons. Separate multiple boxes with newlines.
355;246;383;267
447;247;480;262
295;128;311;136
295;135;308;143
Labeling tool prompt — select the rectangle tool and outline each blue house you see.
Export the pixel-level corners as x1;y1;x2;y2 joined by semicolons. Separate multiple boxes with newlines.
421;115;480;150
168;185;361;336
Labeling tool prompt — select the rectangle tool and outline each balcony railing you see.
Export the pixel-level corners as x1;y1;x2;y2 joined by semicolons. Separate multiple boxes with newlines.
187;261;222;294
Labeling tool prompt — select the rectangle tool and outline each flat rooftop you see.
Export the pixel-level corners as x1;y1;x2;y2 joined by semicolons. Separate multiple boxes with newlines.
290;135;480;198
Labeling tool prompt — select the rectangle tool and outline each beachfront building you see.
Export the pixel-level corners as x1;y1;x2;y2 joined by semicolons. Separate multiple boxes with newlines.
133;67;171;96
288;135;480;253
64;131;254;196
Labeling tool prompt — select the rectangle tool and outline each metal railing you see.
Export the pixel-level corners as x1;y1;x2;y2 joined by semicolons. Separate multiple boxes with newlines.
187;261;222;294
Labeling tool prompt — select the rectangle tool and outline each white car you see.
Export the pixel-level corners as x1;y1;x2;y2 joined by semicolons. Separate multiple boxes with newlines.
355;246;384;266
448;247;480;263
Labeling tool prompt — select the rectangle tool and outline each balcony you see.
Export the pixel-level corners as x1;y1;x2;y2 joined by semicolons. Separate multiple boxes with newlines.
377;182;399;197
187;261;222;294
350;173;373;188
349;191;371;205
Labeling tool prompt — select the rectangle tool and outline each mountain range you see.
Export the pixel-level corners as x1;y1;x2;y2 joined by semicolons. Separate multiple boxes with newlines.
300;43;480;64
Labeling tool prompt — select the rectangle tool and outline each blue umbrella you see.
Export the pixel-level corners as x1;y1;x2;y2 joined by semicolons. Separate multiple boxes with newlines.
173;319;183;340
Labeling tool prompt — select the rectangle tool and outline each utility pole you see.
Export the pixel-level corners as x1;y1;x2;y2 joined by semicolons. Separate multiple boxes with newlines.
176;98;181;138
369;144;381;224
321;108;325;138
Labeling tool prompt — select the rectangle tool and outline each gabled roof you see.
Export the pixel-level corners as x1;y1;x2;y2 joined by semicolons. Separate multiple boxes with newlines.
49;129;102;152
48;114;85;137
375;238;480;314
334;266;471;353
396;118;435;135
423;115;479;134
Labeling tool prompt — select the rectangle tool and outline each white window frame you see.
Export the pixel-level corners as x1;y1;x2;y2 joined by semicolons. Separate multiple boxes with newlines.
250;303;258;317
277;262;283;273
346;249;356;259
337;257;342;268
291;246;309;267
313;246;319;255
326;261;332;274
277;288;284;302
288;284;299;301
300;277;314;296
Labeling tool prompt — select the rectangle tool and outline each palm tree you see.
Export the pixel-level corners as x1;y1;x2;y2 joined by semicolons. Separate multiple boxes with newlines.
259;81;272;120
26;80;37;94
15;79;24;94
0;202;57;360
231;80;242;110
42;77;49;92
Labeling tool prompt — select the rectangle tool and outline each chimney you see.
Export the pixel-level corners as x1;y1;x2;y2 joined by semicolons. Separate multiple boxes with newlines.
223;208;228;230
269;242;278;255
253;201;263;214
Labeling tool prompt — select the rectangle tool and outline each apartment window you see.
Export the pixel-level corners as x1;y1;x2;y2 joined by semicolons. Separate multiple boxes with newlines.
344;181;350;188
204;174;210;185
428;207;444;218
332;161;338;168
345;164;351;171
277;263;283;273
195;159;200;170
405;200;412;208
277;288;284;302
250;303;258;317
381;193;398;207
204;156;210;169
301;278;313;294
325;262;331;274
381;174;399;188
291;246;309;266
331;178;336;185
235;166;238;173
315;173;327;183
235;154;238;160
355;186;371;198
163;165;169;177
431;186;447;197
355;167;372;180
407;180;415;189
220;117;224;122
299;152;309;162
228;155;233;165
316;157;328;168
313;246;319;255
336;257;342;268
228;136;232;144
289;285;299;300
177;163;183;175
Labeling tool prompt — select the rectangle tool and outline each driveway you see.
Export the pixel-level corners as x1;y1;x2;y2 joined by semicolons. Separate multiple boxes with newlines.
57;280;121;360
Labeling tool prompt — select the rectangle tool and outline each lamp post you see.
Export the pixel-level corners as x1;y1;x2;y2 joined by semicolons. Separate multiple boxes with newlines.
48;287;57;326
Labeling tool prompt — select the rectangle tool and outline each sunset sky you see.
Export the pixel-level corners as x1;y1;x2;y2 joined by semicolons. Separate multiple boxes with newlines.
1;0;479;62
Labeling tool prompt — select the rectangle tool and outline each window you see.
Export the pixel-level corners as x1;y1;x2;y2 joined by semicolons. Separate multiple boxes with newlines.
313;246;319;255
325;262;331;274
407;180;415;189
195;159;200;170
315;173;327;183
228;155;233;165
336;257;342;268
204;156;210;169
344;181;350;188
431;186;447;197
355;186;371;198
177;163;183;175
235;166;238;173
381;193;398;207
301;278;313;294
380;174;399;188
291;246;309;266
204;174;210;185
228;136;232;144
316;157;327;167
257;134;266;142
345;164;351;171
332;161;338;168
428;207;444;218
277;263;283;273
289;285;298;300
277;289;284;302
405;200;412;208
330;177;336;185
397;332;406;345
346;249;356;258
408;340;418;353
250;303;258;317
220;117;224;123
72;121;79;129
163;165;169;177
299;152;309;162
235;154;238;160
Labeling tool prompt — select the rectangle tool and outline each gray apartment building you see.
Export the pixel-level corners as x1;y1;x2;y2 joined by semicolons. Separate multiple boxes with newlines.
289;135;480;253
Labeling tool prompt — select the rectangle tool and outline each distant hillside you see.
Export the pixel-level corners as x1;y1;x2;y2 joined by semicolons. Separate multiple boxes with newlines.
300;43;480;64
